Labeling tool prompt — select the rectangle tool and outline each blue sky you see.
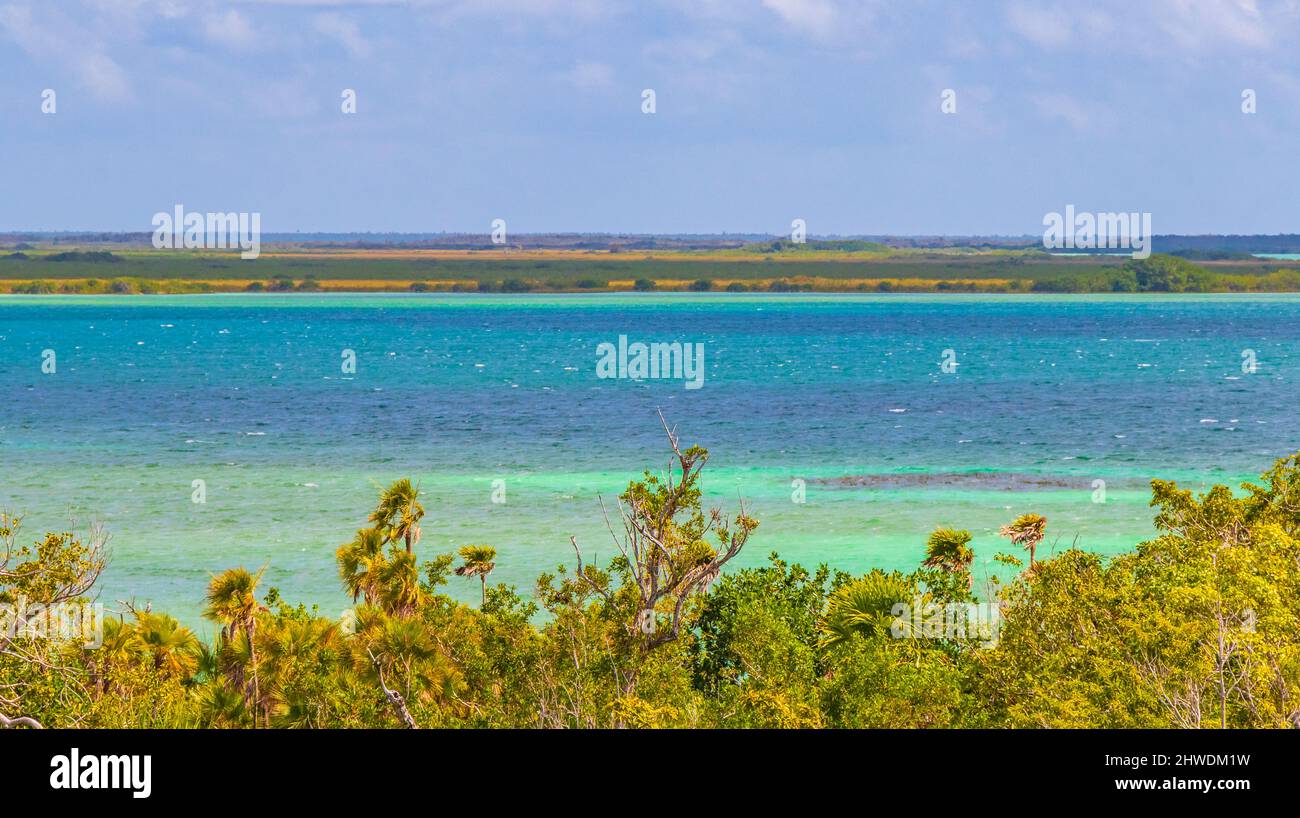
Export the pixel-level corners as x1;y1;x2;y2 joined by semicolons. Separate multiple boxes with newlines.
1;0;1298;234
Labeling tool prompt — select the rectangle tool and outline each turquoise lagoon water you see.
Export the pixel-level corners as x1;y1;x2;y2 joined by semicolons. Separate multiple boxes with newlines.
2;293;1298;629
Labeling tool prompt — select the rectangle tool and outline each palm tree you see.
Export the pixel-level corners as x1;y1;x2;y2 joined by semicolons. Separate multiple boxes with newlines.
349;609;443;727
922;527;975;587
454;545;497;605
818;570;913;649
370;479;424;554
194;681;249;728
203;567;266;725
88;615;142;696
271;689;316;730
260;617;340;676
999;513;1047;569
336;527;387;605
377;549;425;617
255;617;341;728
133;611;201;679
194;640;222;685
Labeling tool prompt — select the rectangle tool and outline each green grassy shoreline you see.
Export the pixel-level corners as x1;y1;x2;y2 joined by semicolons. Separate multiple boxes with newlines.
5;246;1300;294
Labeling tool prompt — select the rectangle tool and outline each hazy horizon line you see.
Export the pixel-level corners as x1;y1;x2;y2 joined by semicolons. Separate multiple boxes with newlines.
6;231;1300;240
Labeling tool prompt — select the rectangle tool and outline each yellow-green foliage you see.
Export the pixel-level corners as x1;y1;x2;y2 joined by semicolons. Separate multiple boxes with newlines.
5;447;1300;729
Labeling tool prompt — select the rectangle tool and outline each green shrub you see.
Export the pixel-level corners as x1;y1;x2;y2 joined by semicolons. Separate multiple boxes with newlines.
12;280;55;294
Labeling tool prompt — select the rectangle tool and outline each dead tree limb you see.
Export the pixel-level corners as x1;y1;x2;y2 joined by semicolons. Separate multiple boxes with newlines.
0;712;43;729
367;648;418;729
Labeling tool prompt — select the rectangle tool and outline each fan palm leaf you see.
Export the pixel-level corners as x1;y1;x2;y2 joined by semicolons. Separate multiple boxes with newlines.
454;544;497;605
337;527;386;604
999;513;1047;567
922;527;975;582
818;570;913;649
370;479;424;553
133;611;201;680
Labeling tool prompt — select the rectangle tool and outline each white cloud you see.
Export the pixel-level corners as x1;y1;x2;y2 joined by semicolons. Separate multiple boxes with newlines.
314;11;371;57
762;0;838;39
233;1;404;5
78;51;133;99
84;0;192;17
1155;0;1271;50
755;0;888;55
0;3;133;101
1005;1;1115;49
203;8;259;50
1006;0;1290;53
234;0;611;17
1004;2;1071;48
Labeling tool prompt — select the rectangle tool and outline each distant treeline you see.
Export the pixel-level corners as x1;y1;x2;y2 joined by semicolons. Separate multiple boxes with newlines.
1029;254;1300;293
1151;234;1300;254
6;233;1300;252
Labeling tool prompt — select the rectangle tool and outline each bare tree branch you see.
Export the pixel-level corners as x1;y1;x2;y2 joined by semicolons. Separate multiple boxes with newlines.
0;712;43;729
367;647;418;729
